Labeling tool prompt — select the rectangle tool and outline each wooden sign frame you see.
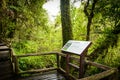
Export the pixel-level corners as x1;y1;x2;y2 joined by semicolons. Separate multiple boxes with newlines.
61;40;92;55
61;40;92;79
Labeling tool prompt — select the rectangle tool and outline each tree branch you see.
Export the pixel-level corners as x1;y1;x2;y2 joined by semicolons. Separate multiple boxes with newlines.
90;0;98;18
84;0;89;17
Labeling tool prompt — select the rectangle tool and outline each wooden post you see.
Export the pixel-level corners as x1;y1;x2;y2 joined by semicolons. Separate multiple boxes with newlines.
79;53;85;78
66;53;70;79
14;56;19;75
57;53;59;69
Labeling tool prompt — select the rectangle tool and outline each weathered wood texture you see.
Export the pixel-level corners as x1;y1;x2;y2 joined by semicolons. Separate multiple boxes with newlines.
69;63;79;69
85;60;111;70
58;68;77;80
0;43;5;46
15;52;57;58
0;43;118;80
78;68;118;80
0;44;14;80
17;71;66;80
19;67;57;74
0;46;10;51
14;52;118;80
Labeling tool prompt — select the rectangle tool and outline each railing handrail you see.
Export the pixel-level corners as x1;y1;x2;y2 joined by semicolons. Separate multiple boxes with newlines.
78;68;118;80
14;52;58;58
12;52;118;80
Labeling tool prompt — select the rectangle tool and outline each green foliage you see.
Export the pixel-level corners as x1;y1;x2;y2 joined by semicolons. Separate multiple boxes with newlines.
95;34;120;67
1;0;120;77
71;6;87;40
5;0;62;70
13;40;39;54
19;55;56;71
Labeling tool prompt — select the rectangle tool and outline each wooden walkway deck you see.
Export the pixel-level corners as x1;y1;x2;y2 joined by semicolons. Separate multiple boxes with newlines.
0;42;118;80
0;43;14;80
17;71;66;80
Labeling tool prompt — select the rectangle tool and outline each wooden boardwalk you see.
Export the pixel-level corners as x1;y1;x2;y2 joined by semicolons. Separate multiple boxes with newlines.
0;42;118;80
0;43;14;80
17;71;66;80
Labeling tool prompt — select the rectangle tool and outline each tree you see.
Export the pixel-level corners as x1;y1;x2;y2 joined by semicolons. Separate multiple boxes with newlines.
89;0;120;61
0;0;15;43
83;0;97;41
60;0;73;46
60;0;73;69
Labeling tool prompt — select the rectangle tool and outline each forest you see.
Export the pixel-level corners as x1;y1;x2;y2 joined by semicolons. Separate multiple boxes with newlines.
0;0;120;79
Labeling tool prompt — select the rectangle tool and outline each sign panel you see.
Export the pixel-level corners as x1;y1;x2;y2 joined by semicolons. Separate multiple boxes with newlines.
61;40;92;55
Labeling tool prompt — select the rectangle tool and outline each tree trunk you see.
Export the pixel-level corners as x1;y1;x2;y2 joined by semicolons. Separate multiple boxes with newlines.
86;18;92;41
60;0;73;46
60;0;73;69
84;0;97;41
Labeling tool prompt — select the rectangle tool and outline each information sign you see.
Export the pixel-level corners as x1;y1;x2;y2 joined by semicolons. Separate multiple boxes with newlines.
61;40;91;55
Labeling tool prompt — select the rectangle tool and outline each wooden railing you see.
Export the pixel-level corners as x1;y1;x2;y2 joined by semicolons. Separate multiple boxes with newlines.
78;68;118;80
12;52;58;75
12;51;118;80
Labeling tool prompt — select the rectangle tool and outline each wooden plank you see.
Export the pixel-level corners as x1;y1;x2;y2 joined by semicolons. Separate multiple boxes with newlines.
78;68;117;80
0;71;13;77
0;60;14;80
0;51;10;59
0;46;10;51
0;51;9;54
58;68;77;80
70;56;79;62
69;63;79;70
0;60;12;68
58;52;66;57
17;70;66;80
60;53;111;70
0;43;5;46
16;52;57;58
59;53;111;70
0;60;13;76
0;46;11;60
0;73;14;80
19;67;57;74
85;60;111;70
35;73;64;80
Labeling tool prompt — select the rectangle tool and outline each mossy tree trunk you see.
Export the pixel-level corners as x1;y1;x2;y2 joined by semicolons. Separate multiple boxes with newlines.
60;0;73;69
60;0;73;46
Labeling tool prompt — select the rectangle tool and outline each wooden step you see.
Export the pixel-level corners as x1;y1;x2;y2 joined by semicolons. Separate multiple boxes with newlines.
0;60;13;75
0;51;10;57
0;43;5;46
0;51;10;62
0;44;14;80
0;60;14;80
0;46;11;61
0;73;14;80
0;46;10;51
